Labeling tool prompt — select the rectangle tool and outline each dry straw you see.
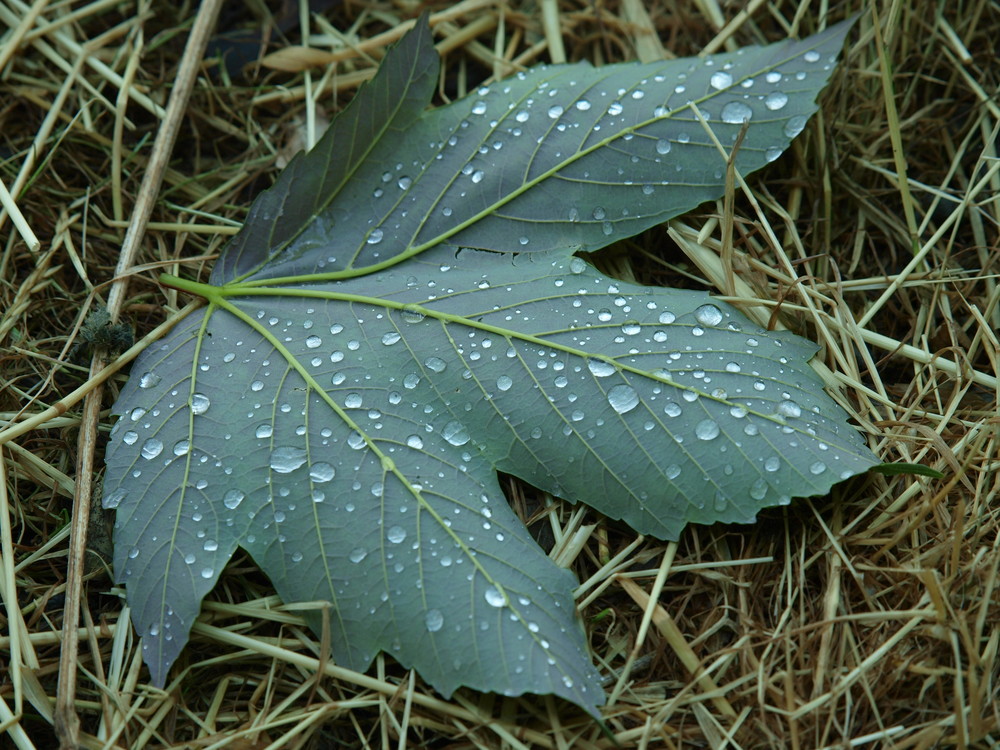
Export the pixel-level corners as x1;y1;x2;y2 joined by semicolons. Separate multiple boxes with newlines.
1;0;997;748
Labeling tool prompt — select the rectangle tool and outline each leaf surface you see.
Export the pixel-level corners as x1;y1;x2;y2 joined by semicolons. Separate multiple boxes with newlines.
103;16;869;714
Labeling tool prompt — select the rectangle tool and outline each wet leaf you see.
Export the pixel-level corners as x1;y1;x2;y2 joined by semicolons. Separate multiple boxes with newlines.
103;16;870;715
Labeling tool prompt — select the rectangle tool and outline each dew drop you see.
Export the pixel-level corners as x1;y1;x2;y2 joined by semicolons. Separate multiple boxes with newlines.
471;100;487;115
574;99;591;111
424;356;447;373
347;431;366;450
255;424;273;439
764;92;788;111
607;102;623;115
442;421;470;446
305;335;322;349
592;207;606;220
721;101;753;124
784;115;807;139
172;439;190;456
223;489;245;509
349;547;367;563
804;50;820;63
765;146;783;162
764;456;781;472
310;463;335;482
190;393;210;415
664;402;681;417
694;304;724;326
123;430;138;445
381;332;401;346
406;435;424;449
695;419;720;440
141;439;163;460
496;375;513;391
270;446;307;473
484;586;505;607
200;568;213;579
103;488;127;509
810;461;827;475
621;321;641;336
655;138;671;155
366;228;383;245
750;478;768;500
138;372;160;389
588;359;616;377
658;311;676;325
607;384;639;414
425;609;444;632
777;400;802;418
569;256;587;274
403;373;420;389
547;104;564;118
710;71;733;89
387;525;406;544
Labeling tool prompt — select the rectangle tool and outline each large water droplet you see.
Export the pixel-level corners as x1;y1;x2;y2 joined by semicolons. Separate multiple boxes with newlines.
655;138;671;155
695;419;720;440
103;487;127;509
424;356;446;373
366;228;383;245
607;384;639;414
694;303;724;326
588;359;616;377
270;446;307;473
777;400;802;418
387;525;406;544
190;393;210;415
784;115;807;138
344;392;363;409
255;424;273;439
223;489;245;509
484;586;505;607
764;92;788;111
138;371;160;389
710;71;733;89
442;421;470;446
569;256;587;274
349;547;367;563
406;435;424;449
496;375;513;391
310;463;335;482
141;438;163;460
381;332;401;346
425;609;444;632
764;456;781;472
721;101;753;124
810;461;827;475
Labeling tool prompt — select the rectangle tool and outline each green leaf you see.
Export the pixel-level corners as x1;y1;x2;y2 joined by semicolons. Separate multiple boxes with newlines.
103;16;869;715
870;463;945;478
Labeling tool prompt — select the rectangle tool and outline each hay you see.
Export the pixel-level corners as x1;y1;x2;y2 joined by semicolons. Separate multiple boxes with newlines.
1;0;997;747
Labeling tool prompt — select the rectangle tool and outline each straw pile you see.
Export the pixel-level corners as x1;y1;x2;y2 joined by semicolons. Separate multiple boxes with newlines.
1;1;997;747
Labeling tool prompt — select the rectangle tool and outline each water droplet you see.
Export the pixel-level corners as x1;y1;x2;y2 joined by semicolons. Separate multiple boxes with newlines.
750;478;768;500
765;146;783;162
367;228;383;245
607;102;623;115
270;446;307;473
387;525;406;544
104;488;127;509
764;456;781;472
401;305;425;323
694;304;724;326
471;170;485;183
658;311;676;325
607;384;638;414
349;547;367;563
655;138;671;155
496;375;513;391
592;206;606;220
721;101;753;124
425;609;444;632
471;100;487;115
172;439;190;456
397;176;412;190
588;359;616;377
138;372;160;389
784;115;807;139
310;463;335;482
766;71;782;84
381;332;401;346
344;392;363;409
424;356;446;373
141;438;163;460
729;405;748;418
190;393;210;415
406;435;424;449
695;419;720;440
223;489;245;509
203;539;218;551
804;50;820;63
547;104;564;118
764;92;788;111
575;99;591;111
255;424;273;439
442;421;470;446
710;71;733;89
621;321;641;336
347;431;366;450
663;402;681;418
810;461;827;475
123;430;138;445
777;400;802;418
515;110;530;122
403;373;420;389
562;675;574;689
484;586;505;607
714;492;728;512
200;568;213;579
